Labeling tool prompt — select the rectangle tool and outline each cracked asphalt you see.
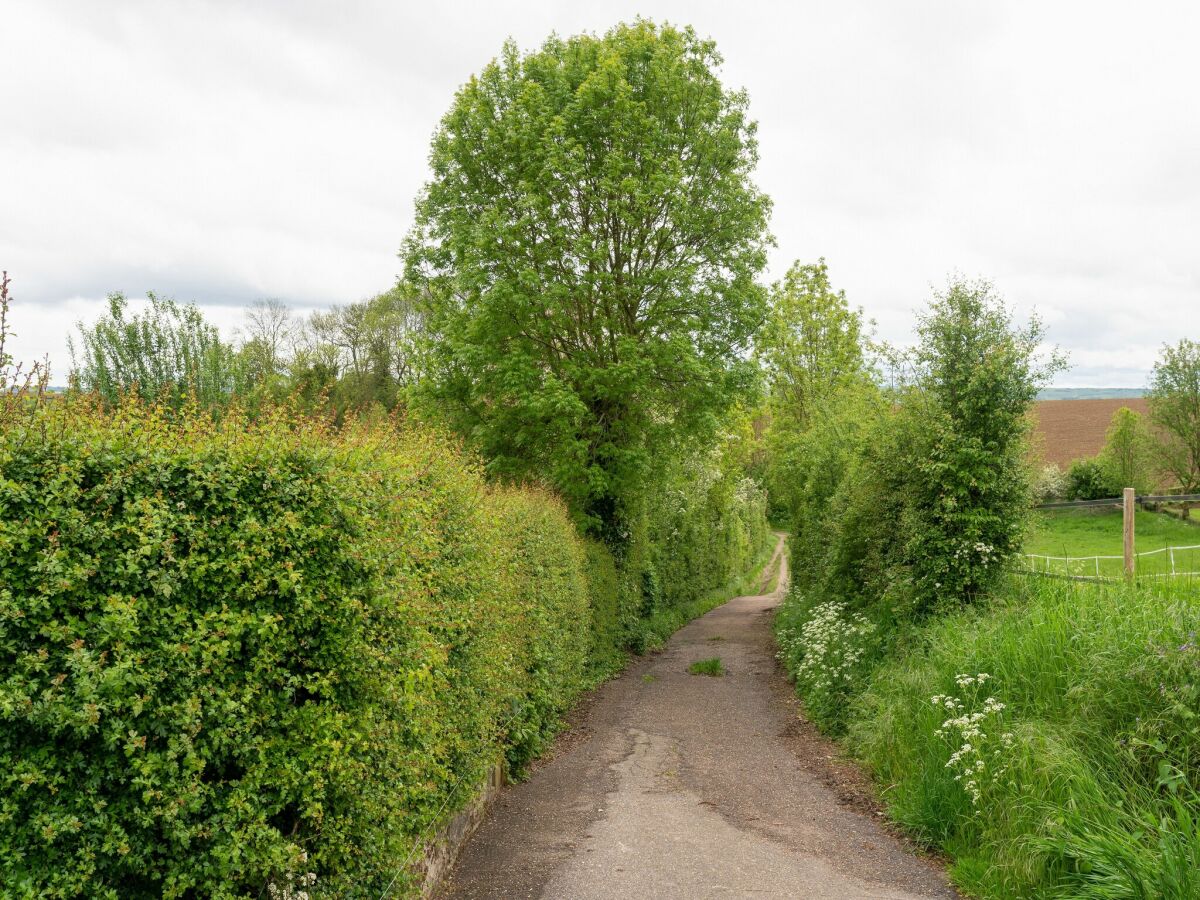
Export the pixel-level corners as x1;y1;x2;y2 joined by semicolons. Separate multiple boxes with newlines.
437;537;956;899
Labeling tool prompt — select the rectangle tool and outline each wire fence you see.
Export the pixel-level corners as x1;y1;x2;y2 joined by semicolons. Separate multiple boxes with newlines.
1036;492;1200;511
1020;544;1200;580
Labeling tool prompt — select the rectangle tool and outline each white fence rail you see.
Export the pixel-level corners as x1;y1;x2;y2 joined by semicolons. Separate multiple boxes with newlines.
1021;543;1200;580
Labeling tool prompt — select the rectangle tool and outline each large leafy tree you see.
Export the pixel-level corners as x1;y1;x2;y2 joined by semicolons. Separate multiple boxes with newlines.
404;21;772;535
1149;338;1200;492
757;259;868;427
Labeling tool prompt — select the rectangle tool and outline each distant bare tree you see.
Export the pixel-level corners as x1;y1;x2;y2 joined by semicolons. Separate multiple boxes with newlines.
291;285;425;410
241;298;297;378
308;303;368;377
361;285;425;387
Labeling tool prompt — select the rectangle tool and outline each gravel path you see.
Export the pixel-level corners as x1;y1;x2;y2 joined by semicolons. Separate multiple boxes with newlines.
437;537;955;899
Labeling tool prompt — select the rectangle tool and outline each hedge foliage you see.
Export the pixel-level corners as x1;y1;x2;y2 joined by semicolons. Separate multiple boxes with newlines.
0;400;767;898
786;281;1049;625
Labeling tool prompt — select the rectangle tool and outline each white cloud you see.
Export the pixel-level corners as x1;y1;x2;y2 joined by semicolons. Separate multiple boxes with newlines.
2;0;1197;386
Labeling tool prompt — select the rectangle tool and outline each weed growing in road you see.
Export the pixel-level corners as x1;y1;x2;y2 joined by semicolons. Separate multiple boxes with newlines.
690;657;725;676
642;674;657;683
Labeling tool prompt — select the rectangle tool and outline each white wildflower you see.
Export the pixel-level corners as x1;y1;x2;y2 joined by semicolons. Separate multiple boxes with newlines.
934;676;1013;808
778;601;875;700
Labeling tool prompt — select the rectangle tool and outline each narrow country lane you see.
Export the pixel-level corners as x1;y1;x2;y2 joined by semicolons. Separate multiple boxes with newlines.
438;537;956;899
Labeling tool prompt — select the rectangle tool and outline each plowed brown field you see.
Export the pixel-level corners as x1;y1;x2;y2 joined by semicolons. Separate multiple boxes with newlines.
1031;397;1150;468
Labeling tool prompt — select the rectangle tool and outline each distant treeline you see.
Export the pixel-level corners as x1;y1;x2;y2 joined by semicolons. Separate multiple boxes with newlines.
1037;387;1145;400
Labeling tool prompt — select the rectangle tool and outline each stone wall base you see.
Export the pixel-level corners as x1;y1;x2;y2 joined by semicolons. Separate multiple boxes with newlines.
417;762;505;897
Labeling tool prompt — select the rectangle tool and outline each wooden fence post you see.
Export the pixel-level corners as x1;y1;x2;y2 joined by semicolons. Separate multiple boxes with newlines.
1123;487;1136;581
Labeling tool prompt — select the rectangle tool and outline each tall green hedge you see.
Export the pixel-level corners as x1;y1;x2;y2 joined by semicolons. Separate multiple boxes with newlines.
0;401;767;897
1;406;496;896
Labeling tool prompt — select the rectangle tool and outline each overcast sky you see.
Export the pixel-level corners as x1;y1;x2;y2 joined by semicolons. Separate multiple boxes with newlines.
3;1;1197;386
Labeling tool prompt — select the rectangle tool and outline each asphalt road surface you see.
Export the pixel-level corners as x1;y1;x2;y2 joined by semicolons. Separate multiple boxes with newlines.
438;538;956;899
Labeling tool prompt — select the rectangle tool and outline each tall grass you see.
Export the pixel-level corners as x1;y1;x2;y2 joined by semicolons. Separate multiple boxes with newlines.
849;576;1200;897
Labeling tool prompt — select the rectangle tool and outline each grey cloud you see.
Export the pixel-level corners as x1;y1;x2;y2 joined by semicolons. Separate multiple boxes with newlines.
2;0;1198;384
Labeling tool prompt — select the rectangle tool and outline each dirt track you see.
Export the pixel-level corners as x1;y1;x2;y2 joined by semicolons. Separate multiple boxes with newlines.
436;537;955;899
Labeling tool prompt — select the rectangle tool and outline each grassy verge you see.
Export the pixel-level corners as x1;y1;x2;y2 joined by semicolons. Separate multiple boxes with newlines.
834;575;1200;898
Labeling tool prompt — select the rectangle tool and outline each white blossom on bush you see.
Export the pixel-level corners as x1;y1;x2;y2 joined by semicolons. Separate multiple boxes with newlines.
1032;463;1068;502
953;542;997;565
266;851;318;900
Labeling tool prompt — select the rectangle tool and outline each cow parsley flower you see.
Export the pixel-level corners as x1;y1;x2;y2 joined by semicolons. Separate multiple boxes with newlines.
934;679;1012;807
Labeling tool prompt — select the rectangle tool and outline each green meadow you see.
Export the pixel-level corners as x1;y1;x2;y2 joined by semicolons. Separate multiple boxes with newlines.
1024;508;1200;578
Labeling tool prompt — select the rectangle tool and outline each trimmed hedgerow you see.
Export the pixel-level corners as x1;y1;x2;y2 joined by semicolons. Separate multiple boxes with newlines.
0;400;768;898
0;403;576;897
581;538;625;677
486;486;591;772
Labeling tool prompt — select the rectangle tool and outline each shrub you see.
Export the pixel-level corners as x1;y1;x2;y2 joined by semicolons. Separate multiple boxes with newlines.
69;292;248;409
775;594;879;732
1098;406;1157;494
1031;463;1067;502
894;279;1060;609
0;403;589;897
1067;457;1118;500
782;278;1060;622
893;401;1027;608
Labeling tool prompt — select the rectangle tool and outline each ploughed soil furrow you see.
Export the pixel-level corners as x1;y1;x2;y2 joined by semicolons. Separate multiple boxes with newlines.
1032;397;1151;469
